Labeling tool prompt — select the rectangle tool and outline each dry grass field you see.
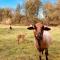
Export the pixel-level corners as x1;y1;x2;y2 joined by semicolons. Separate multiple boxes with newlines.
0;24;60;60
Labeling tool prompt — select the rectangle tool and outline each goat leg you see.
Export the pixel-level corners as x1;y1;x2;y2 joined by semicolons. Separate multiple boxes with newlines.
37;48;42;60
45;48;48;60
39;55;41;60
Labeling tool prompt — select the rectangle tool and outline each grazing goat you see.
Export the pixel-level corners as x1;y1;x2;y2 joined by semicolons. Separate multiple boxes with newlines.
27;22;51;60
9;24;12;30
17;34;25;44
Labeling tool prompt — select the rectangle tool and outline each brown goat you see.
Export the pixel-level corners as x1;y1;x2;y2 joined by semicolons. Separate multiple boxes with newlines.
17;34;25;44
27;22;51;60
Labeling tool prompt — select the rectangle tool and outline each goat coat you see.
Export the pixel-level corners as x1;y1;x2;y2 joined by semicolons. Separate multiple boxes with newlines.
27;23;52;49
34;30;52;49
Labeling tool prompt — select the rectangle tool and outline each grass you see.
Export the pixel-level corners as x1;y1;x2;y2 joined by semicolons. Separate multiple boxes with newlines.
0;25;60;60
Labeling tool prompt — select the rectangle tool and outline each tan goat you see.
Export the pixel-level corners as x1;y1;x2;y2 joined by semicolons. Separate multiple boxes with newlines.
17;34;25;44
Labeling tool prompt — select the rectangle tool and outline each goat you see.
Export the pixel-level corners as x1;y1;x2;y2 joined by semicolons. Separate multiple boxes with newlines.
9;25;12;30
9;24;12;30
27;22;51;60
17;34;25;44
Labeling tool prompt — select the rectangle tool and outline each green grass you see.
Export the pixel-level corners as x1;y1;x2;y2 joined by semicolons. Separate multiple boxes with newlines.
0;26;60;60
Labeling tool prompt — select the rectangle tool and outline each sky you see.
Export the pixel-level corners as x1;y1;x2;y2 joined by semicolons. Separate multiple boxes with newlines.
0;0;25;8
41;0;57;4
0;0;57;8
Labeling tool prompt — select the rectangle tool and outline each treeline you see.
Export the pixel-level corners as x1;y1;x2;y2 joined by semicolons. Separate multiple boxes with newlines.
0;0;60;26
44;0;60;26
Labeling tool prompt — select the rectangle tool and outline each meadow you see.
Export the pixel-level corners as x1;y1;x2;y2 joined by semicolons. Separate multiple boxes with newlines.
0;25;60;60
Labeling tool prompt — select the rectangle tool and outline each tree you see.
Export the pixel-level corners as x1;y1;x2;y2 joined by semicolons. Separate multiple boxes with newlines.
25;0;41;24
56;0;60;9
12;4;21;23
16;4;20;13
43;0;60;26
26;0;40;16
0;9;3;22
0;8;12;24
2;8;12;18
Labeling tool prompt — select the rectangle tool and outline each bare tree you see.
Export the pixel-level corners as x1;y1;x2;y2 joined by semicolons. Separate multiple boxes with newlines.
25;0;41;24
12;4;21;23
26;0;40;16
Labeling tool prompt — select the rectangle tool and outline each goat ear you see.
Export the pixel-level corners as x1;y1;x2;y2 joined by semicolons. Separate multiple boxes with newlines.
43;26;51;31
27;26;34;30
